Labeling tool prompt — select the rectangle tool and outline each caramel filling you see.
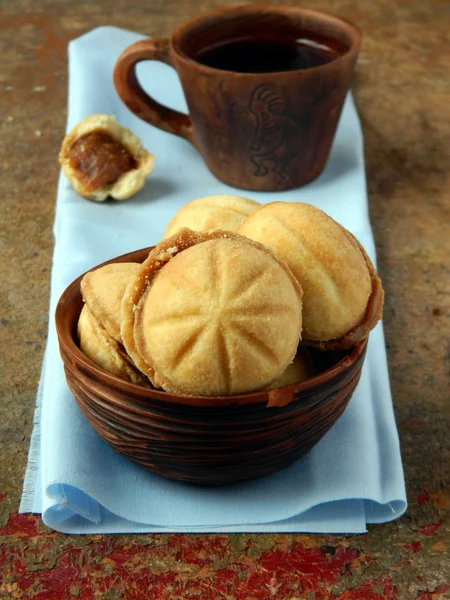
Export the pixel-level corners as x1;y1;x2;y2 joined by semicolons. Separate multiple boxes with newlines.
68;130;137;191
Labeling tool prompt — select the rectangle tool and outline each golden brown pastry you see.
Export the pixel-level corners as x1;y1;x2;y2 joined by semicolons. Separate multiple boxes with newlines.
121;228;303;396
163;194;260;239
77;305;148;385
266;346;315;389
239;202;383;349
80;262;141;344
59;114;154;201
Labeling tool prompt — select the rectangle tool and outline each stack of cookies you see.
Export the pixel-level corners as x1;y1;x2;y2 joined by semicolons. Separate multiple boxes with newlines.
78;195;383;396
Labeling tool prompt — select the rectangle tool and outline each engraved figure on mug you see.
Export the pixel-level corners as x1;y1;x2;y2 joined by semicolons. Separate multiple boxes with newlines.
249;85;302;185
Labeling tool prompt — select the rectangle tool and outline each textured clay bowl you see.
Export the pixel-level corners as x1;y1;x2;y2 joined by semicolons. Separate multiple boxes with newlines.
55;247;367;485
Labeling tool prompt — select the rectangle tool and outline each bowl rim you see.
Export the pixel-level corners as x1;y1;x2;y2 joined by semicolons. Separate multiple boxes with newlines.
55;245;367;409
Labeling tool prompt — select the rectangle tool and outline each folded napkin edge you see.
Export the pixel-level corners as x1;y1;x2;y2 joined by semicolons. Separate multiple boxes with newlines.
43;478;407;530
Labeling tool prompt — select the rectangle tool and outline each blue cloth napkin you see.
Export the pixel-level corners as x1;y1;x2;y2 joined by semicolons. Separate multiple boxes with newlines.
19;26;406;533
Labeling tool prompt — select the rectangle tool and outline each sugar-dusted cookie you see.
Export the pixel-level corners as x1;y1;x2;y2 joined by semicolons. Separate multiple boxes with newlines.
81;262;141;344
239;202;383;349
163;194;259;238
121;228;303;396
77;305;148;385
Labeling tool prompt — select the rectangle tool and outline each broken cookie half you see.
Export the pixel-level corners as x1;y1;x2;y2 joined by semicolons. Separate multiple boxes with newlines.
59;114;154;201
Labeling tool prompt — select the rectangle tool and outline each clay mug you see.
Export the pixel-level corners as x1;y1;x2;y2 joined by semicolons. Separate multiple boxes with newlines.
113;4;361;191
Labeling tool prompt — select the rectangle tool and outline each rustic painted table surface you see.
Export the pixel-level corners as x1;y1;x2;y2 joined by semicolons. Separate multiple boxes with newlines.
1;0;449;598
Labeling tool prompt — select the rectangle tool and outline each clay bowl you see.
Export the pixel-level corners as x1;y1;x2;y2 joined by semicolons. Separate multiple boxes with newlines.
55;246;367;485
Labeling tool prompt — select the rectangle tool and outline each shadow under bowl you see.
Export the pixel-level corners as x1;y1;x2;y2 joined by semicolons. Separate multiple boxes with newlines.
55;246;367;485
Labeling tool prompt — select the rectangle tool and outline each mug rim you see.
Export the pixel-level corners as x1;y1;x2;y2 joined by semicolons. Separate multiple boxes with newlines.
170;3;362;77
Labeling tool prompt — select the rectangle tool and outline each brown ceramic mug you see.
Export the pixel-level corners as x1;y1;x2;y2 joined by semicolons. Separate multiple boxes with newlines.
113;4;361;191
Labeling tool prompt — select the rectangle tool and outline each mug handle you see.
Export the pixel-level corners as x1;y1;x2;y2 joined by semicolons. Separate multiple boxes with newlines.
113;38;197;147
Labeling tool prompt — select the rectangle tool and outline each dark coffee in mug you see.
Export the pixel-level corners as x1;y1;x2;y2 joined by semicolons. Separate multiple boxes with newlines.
194;35;345;73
